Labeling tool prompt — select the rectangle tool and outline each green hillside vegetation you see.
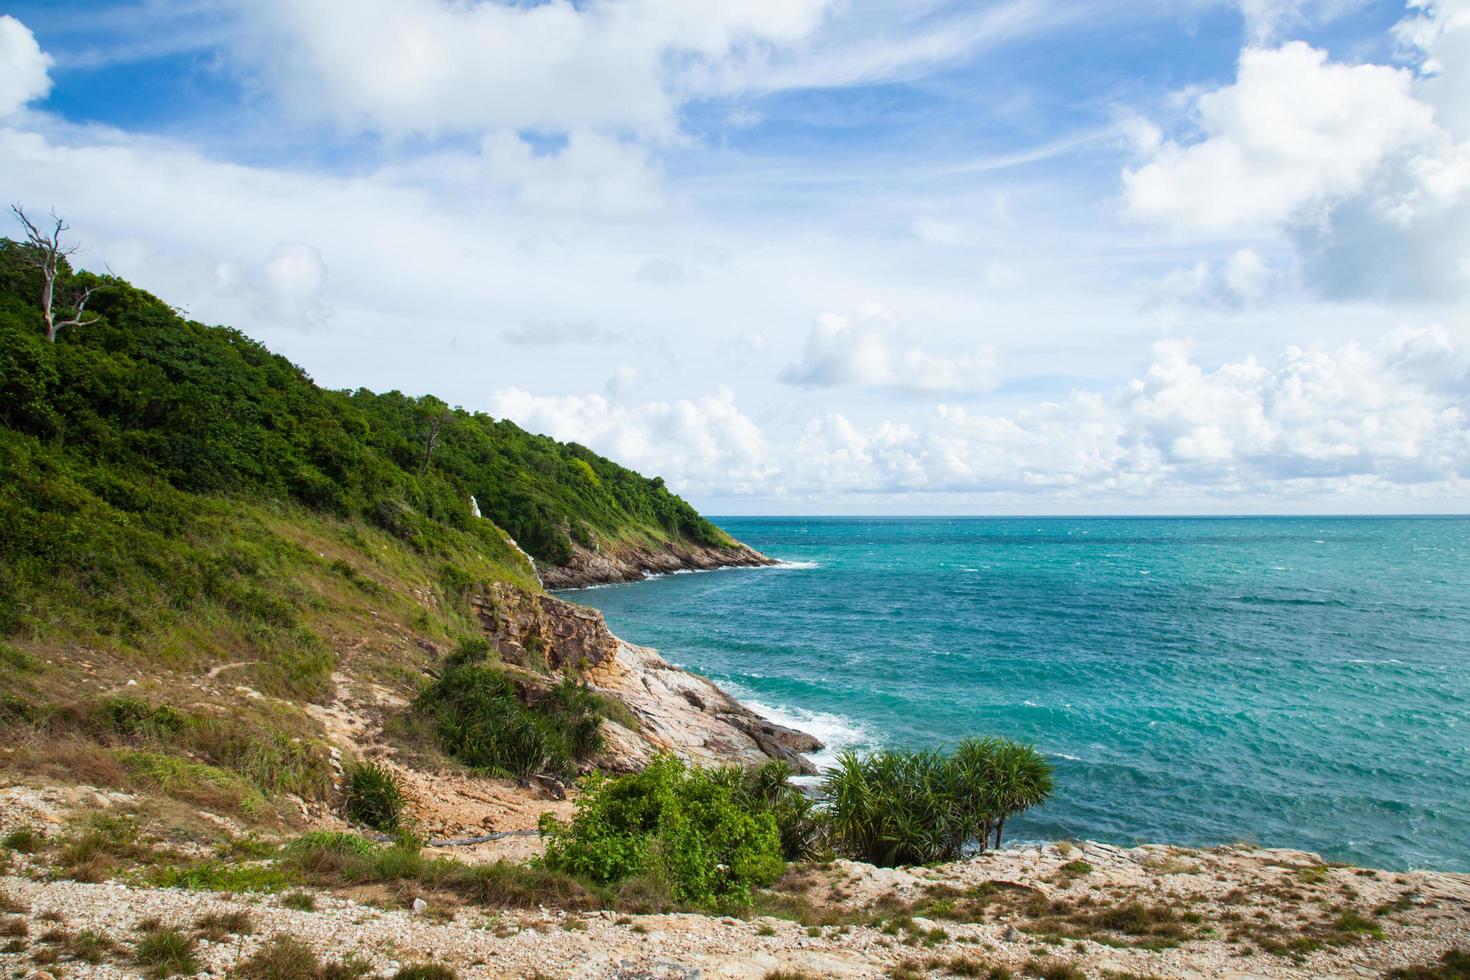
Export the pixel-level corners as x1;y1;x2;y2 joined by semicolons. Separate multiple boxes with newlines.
0;232;732;831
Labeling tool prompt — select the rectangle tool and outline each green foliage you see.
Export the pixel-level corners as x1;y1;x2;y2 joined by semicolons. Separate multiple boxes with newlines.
279;834;596;911
414;665;606;781
1;826;45;854
149;859;297;893
391;966;458;980
1388;948;1470;979
713;759;827;861
282;890;319;911
344;760;406;832
0;239;731;636
541;755;785;910
27;695;333;806
133;927;200;978
824;737;1054;867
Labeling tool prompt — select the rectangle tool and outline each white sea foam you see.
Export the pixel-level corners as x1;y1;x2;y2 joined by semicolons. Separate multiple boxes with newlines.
773;560;821;570
734;693;876;772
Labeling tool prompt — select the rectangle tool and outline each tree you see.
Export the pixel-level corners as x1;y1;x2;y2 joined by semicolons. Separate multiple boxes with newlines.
10;205;101;342
414;397;454;474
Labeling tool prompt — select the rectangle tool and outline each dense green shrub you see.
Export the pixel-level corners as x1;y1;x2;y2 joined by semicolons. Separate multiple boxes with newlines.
414;666;606;781
540;755;785;910
825;737;1053;867
344;760;406;832
713;759;828;861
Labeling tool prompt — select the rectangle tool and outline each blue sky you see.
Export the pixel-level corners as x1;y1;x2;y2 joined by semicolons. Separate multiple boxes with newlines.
2;0;1468;513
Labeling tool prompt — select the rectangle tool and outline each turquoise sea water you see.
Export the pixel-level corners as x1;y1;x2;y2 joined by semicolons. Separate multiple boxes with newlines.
570;517;1470;872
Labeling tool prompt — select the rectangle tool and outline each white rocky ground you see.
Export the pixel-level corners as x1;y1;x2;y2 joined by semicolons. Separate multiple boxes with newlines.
2;835;1466;979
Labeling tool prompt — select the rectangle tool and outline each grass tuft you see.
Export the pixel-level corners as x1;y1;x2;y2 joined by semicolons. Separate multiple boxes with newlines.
134;926;200;978
344;759;406;832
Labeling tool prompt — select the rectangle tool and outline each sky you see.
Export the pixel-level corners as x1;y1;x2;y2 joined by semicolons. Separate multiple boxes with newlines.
1;0;1469;515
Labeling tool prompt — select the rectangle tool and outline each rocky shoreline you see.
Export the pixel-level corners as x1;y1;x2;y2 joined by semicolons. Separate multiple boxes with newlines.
538;539;779;591
467;582;822;775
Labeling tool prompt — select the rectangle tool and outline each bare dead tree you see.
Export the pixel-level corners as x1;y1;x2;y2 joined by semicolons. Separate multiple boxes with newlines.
419;406;454;474
10;205;101;342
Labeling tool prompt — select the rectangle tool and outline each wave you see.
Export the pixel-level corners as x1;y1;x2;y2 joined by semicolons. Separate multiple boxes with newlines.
772;560;822;570
735;694;875;771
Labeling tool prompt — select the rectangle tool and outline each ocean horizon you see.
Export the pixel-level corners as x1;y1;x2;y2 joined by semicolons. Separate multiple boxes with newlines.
572;515;1470;873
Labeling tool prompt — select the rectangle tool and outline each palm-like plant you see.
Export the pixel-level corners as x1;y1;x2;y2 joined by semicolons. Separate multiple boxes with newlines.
983;740;1054;848
823;737;1053;866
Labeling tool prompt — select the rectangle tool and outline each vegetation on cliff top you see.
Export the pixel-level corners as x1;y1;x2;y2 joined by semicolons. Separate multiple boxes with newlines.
0;231;732;632
0;222;733;837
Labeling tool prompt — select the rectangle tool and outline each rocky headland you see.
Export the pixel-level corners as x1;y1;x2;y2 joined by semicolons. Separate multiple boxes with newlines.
538;540;779;590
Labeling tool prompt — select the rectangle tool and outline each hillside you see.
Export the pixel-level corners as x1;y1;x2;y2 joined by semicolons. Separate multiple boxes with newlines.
0;236;806;833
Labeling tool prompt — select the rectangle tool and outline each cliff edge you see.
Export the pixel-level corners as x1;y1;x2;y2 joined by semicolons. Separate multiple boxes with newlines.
539;539;778;590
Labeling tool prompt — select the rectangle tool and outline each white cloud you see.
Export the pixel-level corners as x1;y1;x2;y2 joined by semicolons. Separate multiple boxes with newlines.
1239;0;1369;43
0;15;51;116
494;325;1470;502
1396;0;1470;138
912;217;971;246
780;305;1000;393
1124;34;1470;303
481;130;666;213
487;386;774;491
1155;248;1278;307
261;242;328;326
227;0;832;140
1124;43;1438;234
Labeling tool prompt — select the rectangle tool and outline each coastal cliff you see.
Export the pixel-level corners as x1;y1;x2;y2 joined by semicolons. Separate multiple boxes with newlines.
539;539;778;590
468;583;820;774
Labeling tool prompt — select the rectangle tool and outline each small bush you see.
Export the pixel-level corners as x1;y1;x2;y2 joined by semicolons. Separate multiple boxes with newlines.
2;826;44;853
1388;948;1470;979
344;760;406;832
134;927;200;978
454;861;597;910
414;665;605;781
66;928;116;962
234;934;321;979
193;909;254;941
541;754;784;910
392;966;458;980
716;759;827;861
281;890;318;911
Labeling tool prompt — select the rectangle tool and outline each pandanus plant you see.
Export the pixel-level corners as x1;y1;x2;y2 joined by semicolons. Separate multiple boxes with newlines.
824;737;1054;867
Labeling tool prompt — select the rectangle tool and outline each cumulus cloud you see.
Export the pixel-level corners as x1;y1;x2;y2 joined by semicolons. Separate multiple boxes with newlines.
1124;29;1470;302
1123;43;1437;234
487;386;773;492
780;305;999;393
226;0;832;140
495;325;1470;500
0;15;51;116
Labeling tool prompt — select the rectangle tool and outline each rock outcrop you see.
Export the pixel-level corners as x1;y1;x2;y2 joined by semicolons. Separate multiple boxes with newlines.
468;584;820;774
538;540;777;591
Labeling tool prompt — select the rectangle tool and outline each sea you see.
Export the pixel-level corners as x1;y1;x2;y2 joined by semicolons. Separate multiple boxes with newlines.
569;516;1470;872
